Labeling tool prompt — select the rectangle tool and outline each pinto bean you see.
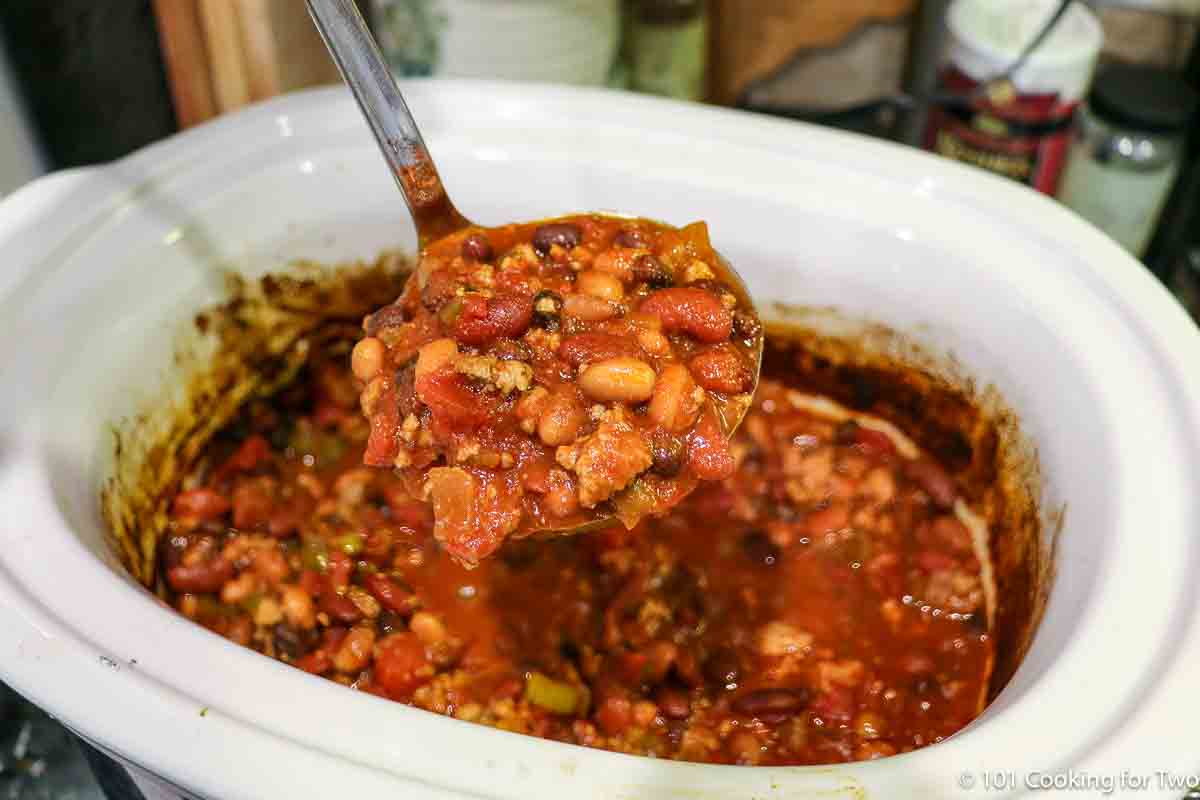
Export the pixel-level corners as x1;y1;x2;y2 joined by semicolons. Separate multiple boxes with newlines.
532;223;582;255
577;270;625;302
332;626;376;673
579;357;657;404
648;364;702;432
415;338;459;381
537;391;587;446
562;293;618;323
351;337;385;382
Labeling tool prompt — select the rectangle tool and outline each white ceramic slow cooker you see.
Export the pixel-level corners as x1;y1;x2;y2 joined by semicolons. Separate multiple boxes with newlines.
0;82;1198;800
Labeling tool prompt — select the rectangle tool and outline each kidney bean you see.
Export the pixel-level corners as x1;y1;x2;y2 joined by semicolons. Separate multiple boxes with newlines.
688;346;753;394
232;480;275;530
452;294;534;346
218;434;271;477
171;488;230;522
732;688;809;717
460;232;494;261
558;332;642;368
904;458;957;509
532;222;582;255
579;357;657;404
166;557;235;594
655;687;691;720
639;288;732;343
320;590;363;625
295;649;331;675
363;573;417;615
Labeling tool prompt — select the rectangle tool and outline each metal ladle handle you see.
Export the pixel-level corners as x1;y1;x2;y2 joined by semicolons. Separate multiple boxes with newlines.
305;0;470;244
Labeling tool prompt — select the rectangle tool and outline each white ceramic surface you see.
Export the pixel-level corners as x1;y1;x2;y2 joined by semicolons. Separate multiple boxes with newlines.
0;82;1198;800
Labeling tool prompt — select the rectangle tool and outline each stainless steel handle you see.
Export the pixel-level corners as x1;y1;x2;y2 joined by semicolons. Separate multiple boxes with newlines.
305;0;467;242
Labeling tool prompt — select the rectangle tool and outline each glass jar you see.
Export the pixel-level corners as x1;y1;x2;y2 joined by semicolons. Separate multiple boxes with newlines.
1057;64;1198;257
627;0;707;101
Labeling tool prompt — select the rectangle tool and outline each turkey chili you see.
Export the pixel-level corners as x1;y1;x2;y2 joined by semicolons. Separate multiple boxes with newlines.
162;336;993;766
352;215;763;565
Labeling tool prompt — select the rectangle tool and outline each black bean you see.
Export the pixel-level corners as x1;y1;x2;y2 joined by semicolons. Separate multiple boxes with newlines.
488;338;533;362
273;624;315;660
731;688;809;717
650;431;686;477
834;420;861;446
364;303;409;335
376;610;405;636
632;254;673;288
532;290;563;330
532;223;582;256
460;233;493;261
704;648;742;688
741;531;780;567
733;310;762;340
614;228;649;248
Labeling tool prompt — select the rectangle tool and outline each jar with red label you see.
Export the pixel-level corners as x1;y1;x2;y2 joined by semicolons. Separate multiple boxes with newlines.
924;0;1103;195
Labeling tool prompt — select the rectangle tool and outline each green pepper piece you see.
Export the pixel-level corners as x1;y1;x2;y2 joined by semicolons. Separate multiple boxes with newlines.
524;672;582;715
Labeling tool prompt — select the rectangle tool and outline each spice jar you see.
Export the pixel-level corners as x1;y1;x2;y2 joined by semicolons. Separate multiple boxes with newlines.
1057;65;1199;257
369;0;620;87
627;0;708;101
924;0;1103;195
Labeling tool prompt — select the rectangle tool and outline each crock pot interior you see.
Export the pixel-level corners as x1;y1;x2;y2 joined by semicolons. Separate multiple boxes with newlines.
49;145;1095;693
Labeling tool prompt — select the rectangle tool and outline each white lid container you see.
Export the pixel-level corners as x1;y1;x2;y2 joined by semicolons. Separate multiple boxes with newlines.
946;0;1104;101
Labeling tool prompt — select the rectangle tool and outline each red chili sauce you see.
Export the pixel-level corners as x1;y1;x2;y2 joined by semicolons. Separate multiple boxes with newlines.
162;333;993;765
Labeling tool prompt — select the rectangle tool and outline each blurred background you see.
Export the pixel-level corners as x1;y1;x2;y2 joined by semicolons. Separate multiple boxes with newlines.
0;1;1197;796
